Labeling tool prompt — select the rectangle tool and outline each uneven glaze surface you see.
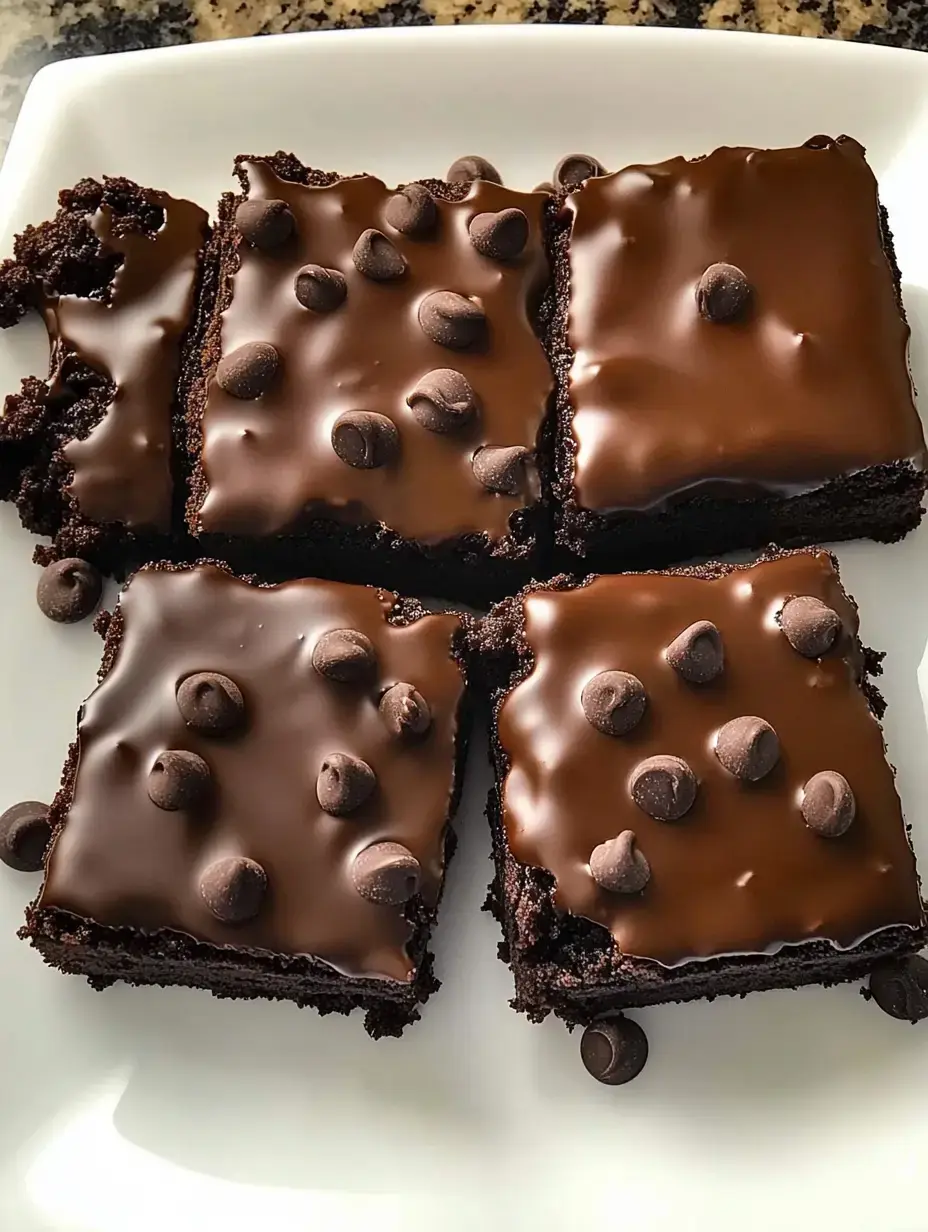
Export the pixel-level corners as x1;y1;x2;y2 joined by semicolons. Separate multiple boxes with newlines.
498;553;924;966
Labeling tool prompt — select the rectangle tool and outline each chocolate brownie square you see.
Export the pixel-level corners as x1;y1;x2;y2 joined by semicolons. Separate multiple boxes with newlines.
477;550;925;1024
184;153;554;605
0;177;210;574
551;137;927;571
22;562;470;1037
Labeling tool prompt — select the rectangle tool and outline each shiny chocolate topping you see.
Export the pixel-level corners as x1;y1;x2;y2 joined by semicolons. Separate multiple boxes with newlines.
196;163;551;542
39;566;465;982
564;138;925;513
497;552;924;966
46;193;208;530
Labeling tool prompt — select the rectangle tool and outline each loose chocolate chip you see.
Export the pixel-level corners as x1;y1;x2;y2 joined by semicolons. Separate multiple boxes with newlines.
590;831;650;894
36;558;102;623
352;228;407;281
715;716;780;782
317;752;376;816
418;291;487;350
407;369;478;434
804;134;835;149
696;263;753;323
293;264;347;313
312;628;377;683
801;770;856;837
666;620;724;684
581;670;647;737
472;445;532;496
147;750;211;811
868;956;928;1023
384;184;437;238
446;155;503;185
199;855;266;923
331;411;399;469
0;801;51;872
215;341;280;400
554;154;605;189
580;1017;649;1086
630;755;697;821
176;672;244;733
351;841;420;905
379;682;431;739
234;198;295;249
468;209;529;261
780;595;841;658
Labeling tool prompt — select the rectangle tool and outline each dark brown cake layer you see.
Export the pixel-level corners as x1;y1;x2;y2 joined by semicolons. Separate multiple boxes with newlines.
185;153;555;603
551;137;927;565
0;178;209;572
478;551;926;1020
23;562;471;1034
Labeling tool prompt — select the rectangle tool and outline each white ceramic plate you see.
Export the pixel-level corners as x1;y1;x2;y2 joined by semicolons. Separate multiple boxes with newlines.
1;25;927;1232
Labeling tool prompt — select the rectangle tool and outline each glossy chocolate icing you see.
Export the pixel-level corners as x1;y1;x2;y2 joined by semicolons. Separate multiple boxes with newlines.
45;193;207;530
196;163;551;542
498;553;924;966
40;566;465;982
564;138;925;513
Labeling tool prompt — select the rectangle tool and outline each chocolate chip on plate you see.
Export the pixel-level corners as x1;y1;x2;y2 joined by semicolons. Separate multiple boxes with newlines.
0;801;52;872
176;672;244;733
294;264;347;313
407;369;478;434
779;595;841;658
665;620;724;684
312;628;377;683
379;682;431;739
696;263;753;323
385;184;437;238
215;341;280;400
147;750;212;811
234;198;295;249
418;291;487;350
36;558;102;623
590;831;650;894
446;156;503;185
468;208;529;261
581;670;647;737
351;841;420;905
199;856;267;923
630;755;697;821
580;1017;649;1085
317;752;377;816
715;716;780;782
331;411;399;469
801;770;856;837
867;956;928;1023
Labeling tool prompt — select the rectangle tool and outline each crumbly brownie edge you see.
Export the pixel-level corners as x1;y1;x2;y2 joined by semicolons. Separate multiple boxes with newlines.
20;559;474;1037
183;154;556;603
473;549;927;1024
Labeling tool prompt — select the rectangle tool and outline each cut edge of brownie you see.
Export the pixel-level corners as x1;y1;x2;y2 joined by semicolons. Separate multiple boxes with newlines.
473;547;927;1026
183;153;556;608
548;156;927;573
0;177;211;578
20;558;474;1037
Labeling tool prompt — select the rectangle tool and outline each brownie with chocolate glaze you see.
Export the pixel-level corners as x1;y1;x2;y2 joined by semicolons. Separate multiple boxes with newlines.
22;562;471;1037
477;549;925;1024
551;137;927;572
0;177;210;575
184;152;555;605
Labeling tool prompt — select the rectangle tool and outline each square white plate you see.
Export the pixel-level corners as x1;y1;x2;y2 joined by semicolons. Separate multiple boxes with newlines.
1;25;927;1232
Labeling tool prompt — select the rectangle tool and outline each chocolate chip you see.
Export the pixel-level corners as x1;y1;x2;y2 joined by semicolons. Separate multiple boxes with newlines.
715;716;779;782
472;445;532;496
779;595;841;658
867;956;928;1023
418;291;487;350
147;750;211;811
294;264;347;313
630;755;697;821
176;672;244;733
554;154;605;189
199;856;266;923
590;831;650;894
379;682;431;739
407;369;478;434
215;341;280;400
0;801;51;872
580;1017;649;1086
533;181;556;195
331;411;399;469
312;628;377;683
234;198;295;249
801;770;856;837
696;263;753;323
666;620;724;684
804;134;835;149
446;156;502;185
352;228;407;281
36;558;102;623
351;841;420;905
581;670;647;736
316;752;376;816
468;209;529;261
384;184;437;238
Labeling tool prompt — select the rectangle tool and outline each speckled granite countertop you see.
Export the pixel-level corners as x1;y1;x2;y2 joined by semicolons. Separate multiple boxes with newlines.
0;0;923;148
